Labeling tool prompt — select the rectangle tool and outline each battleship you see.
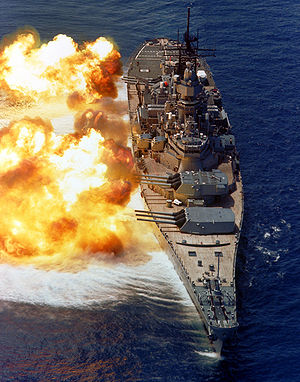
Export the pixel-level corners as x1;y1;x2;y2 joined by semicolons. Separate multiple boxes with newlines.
123;8;243;354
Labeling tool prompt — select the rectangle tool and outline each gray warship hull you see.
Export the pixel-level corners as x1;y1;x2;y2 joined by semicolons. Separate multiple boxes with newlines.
124;16;243;353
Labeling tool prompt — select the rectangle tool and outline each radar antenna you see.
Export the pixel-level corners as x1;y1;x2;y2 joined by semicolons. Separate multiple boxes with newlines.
184;7;198;53
183;7;215;57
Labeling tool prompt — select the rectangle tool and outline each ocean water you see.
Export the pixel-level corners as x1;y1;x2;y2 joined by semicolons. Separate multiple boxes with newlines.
0;0;299;381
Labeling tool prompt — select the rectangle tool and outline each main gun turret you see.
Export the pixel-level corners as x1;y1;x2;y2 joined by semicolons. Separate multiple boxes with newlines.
135;206;235;235
138;169;228;205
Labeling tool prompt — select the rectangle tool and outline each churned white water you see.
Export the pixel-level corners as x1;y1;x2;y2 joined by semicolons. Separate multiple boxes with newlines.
0;248;192;308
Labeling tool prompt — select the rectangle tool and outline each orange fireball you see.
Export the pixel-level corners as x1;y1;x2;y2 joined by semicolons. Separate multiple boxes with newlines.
0;117;150;270
0;29;156;271
0;28;122;104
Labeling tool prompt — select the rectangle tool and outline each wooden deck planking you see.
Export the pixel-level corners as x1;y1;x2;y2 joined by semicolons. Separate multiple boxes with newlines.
139;155;243;288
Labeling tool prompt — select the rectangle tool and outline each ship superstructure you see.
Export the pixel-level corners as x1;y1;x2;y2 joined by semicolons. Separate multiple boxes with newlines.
124;8;243;353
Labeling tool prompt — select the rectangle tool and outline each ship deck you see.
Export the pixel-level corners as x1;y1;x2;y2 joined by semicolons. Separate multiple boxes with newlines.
139;156;243;288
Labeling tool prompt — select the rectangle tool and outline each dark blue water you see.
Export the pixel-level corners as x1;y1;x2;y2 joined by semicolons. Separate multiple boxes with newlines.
0;0;299;380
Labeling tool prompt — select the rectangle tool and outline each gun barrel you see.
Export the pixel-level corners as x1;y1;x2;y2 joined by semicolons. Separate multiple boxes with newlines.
139;174;170;179
137;218;177;225
135;209;177;217
140;181;171;187
136;212;176;220
139;177;170;183
135;209;185;218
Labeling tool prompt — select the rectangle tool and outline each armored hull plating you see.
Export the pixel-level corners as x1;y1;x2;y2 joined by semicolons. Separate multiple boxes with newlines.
124;10;243;353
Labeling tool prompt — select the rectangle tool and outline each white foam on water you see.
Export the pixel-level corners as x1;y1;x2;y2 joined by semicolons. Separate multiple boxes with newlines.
0;248;193;308
195;350;224;361
255;245;281;264
271;225;281;233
